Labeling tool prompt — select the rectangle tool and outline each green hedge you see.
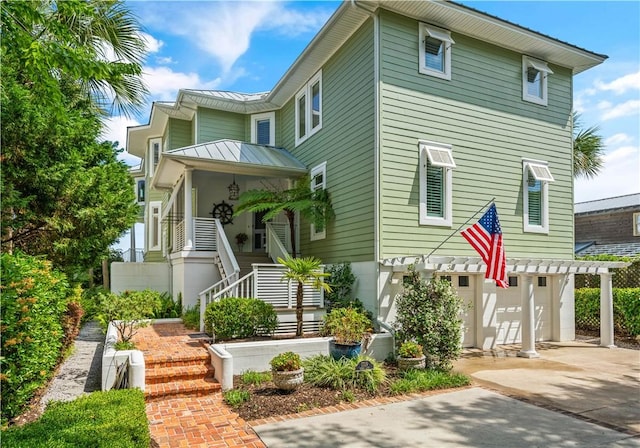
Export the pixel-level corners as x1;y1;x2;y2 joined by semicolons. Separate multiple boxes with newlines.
1;252;72;424
204;297;278;340
1;389;150;447
575;288;640;337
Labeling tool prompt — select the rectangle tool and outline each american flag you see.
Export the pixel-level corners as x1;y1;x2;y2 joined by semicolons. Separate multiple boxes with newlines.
461;203;508;288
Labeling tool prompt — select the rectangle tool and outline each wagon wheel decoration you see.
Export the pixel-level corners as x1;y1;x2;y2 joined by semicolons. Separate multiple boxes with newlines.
210;201;234;225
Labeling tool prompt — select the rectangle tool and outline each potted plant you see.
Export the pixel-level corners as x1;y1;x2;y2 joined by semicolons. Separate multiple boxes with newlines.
322;306;371;360
235;232;248;251
397;341;426;371
270;351;304;391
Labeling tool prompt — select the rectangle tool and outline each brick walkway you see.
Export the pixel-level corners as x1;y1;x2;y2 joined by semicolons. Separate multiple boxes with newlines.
133;323;265;448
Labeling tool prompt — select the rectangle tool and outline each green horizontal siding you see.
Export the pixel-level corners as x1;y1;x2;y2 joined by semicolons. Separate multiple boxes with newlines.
280;19;376;263
167;118;192;150
198;108;245;143
379;9;574;260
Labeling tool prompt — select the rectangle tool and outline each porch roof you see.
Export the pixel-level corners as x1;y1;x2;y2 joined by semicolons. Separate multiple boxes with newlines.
152;139;307;189
381;255;629;275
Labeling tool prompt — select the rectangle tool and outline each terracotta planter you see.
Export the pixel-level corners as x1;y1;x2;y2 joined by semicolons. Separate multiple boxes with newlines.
272;368;304;390
397;355;426;371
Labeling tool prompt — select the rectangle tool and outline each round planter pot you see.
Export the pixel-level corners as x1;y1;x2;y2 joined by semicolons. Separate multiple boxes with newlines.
397;355;426;371
329;340;362;360
272;368;304;391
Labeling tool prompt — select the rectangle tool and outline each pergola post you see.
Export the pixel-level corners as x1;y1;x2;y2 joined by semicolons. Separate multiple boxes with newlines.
184;168;194;250
599;272;615;348
518;274;539;358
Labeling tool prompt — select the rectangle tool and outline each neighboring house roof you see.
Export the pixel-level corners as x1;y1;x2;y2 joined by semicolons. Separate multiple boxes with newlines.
575;242;640;258
575;193;640;215
152;140;307;189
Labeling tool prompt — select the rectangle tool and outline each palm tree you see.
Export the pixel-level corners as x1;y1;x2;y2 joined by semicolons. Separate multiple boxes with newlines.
1;0;148;117
278;256;332;337
234;175;334;258
573;112;604;179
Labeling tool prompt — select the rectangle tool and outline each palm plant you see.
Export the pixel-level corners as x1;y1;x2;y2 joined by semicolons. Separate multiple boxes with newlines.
278;256;332;337
573;112;604;179
234;175;334;258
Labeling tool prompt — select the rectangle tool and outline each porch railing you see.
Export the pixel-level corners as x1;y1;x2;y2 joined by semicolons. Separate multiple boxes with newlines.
122;248;144;262
173;217;218;252
266;222;290;262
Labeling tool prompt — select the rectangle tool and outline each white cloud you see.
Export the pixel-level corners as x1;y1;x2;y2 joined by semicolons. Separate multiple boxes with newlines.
574;145;640;202
100;116;142;166
155;56;175;65
600;99;640;121
594;71;640;95
142;66;222;101
605;133;634;147
141;32;163;54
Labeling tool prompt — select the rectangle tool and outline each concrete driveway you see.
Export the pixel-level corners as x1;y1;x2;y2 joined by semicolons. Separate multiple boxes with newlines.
253;342;640;447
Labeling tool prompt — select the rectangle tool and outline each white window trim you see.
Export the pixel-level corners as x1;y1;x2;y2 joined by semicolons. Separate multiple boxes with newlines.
149;201;162;251
419;141;454;227
522;56;553;106
419;23;454;80
633;212;640;237
522;158;554;234
135;178;145;205
250;111;275;146
310;162;327;240
149;137;162;178
295;70;323;146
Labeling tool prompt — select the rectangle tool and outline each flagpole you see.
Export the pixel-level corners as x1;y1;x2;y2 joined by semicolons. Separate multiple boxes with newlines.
423;197;496;262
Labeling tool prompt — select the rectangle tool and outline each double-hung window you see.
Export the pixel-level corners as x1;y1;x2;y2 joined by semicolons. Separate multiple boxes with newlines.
419;24;454;80
149;201;162;251
522;56;553;106
136;179;145;204
419;141;456;226
251;112;275;146
310;162;327;240
523;159;554;233
295;70;322;146
149;138;162;177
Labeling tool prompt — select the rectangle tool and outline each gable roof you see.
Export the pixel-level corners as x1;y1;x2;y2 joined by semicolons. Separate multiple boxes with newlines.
152;140;307;189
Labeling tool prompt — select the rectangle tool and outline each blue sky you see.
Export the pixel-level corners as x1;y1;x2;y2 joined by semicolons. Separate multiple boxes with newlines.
106;1;640;207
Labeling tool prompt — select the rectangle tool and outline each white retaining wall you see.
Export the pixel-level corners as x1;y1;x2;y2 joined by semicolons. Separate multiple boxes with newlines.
111;262;170;295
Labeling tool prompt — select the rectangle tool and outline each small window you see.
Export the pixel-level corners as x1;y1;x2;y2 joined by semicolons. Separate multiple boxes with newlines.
251;112;275;146
419;24;454;80
310;162;327;240
633;212;640;237
458;276;469;287
537;277;547;287
136;179;145;204
149;201;162;251
441;275;452;284
149;138;161;177
508;276;518;287
419;141;455;227
523;159;554;233
295;70;322;146
522;56;553;106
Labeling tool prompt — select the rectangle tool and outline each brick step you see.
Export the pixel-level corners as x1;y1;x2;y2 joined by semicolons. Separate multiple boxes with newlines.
145;377;221;401
144;352;210;370
146;364;214;385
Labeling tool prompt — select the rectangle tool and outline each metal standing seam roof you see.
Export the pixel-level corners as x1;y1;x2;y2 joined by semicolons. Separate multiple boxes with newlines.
575;193;640;214
163;140;307;171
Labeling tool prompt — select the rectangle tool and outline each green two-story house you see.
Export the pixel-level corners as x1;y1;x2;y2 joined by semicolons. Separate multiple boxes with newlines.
112;0;624;352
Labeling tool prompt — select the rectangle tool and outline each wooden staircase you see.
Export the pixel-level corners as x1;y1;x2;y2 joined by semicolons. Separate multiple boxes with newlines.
143;339;221;401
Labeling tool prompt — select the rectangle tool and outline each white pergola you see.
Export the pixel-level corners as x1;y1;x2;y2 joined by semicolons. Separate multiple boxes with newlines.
381;255;630;357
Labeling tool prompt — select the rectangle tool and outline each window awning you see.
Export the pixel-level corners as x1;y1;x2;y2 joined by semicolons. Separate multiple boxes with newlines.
526;58;553;74
424;25;455;44
527;162;555;182
420;141;456;168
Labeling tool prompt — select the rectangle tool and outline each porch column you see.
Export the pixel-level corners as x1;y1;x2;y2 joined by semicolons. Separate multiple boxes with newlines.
600;272;615;348
184;168;194;250
518;274;539;358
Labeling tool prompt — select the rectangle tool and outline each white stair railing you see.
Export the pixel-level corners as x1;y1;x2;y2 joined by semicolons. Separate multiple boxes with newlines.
199;271;253;332
266;222;290;262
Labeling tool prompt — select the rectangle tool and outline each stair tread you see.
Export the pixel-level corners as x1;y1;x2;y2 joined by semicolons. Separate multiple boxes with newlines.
146;364;212;379
145;352;209;366
145;378;221;399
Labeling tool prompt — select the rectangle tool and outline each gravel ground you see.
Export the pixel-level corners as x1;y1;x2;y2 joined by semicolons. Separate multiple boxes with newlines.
38;321;104;411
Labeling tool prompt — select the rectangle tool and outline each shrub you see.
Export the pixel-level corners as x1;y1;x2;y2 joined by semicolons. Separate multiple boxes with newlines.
575;287;640;337
398;341;423;359
96;289;161;344
204;297;277;340
270;352;302;371
224;389;250;407
79;286;108;323
182;299;200;330
389;369;470;395
325;263;373;321
394;269;465;370
303;355;386;393
152;292;182;319
241;370;271;386
321;306;371;345
1;389;150;447
1;252;72;424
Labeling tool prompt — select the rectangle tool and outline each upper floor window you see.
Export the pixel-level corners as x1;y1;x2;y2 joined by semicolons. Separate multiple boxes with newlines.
522;56;553;106
310;162;327;240
251;112;275;146
633;212;640;237
419;141;456;227
419;24;454;80
149;138;162;177
136;179;145;204
148;201;161;251
295;70;322;146
523;159;554;233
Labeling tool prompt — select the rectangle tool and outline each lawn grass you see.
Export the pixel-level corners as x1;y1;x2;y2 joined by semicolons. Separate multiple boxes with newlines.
1;389;150;448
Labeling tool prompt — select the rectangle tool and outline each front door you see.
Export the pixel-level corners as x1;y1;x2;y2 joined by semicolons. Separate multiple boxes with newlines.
253;211;267;252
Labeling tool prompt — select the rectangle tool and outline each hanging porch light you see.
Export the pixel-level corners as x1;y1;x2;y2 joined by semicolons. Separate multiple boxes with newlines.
228;175;240;200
